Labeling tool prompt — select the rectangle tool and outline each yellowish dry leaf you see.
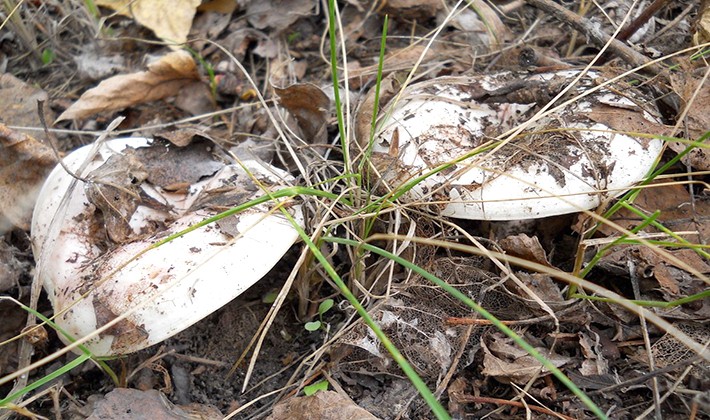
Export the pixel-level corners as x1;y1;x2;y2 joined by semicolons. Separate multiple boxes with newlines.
693;0;710;45
95;0;201;45
57;51;199;122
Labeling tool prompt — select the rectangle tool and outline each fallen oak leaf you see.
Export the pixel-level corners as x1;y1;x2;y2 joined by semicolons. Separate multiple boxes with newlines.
95;0;201;46
57;51;200;122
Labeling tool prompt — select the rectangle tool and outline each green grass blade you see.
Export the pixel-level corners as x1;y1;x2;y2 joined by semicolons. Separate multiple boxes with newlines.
0;354;90;406
326;0;349;174
284;219;451;419
323;236;608;419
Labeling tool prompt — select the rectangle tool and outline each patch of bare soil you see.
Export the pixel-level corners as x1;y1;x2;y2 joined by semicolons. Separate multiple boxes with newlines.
1;0;709;419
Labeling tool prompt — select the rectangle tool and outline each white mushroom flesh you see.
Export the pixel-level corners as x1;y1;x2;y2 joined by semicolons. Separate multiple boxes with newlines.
32;138;302;356
372;70;664;220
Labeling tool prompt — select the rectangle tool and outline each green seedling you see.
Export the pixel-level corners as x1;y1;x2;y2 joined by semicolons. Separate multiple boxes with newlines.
303;379;329;396
304;298;334;332
41;48;55;65
287;31;301;44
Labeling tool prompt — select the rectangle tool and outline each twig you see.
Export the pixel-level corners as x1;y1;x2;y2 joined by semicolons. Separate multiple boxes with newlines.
37;100;87;182
559;355;705;400
451;395;576;420
617;0;671;42
524;0;666;77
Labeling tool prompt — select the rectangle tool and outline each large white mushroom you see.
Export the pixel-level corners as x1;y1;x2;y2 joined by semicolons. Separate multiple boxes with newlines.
32;137;302;356
364;70;665;220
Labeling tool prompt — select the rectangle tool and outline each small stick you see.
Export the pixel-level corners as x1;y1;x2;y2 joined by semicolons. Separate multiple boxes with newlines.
524;0;666;77
445;316;518;326
37;100;87;182
450;395;576;420
617;0;671;42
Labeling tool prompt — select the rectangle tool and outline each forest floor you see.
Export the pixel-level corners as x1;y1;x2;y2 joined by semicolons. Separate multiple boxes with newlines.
0;0;709;419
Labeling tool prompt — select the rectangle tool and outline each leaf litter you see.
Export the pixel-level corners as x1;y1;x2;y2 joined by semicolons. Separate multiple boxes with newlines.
1;0;709;418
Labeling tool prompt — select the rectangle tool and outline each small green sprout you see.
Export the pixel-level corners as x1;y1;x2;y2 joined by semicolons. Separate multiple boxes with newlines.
303;379;329;396
41;48;55;65
304;298;334;332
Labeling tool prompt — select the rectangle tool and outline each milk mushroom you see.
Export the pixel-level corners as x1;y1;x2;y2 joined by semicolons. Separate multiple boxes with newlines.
365;70;664;220
32;137;302;356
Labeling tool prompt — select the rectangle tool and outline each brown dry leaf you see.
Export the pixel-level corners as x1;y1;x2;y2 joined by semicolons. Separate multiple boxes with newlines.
636;247;710;298
154;127;206;147
0;73;54;134
596;182;709;242
174;81;216;116
514;272;564;303
133;137;224;188
499;233;551;267
267;390;379;420
87;388;222;419
197;0;239;13
587;103;670;140
0;124;57;231
95;0;201;46
57;51;200;122
481;333;570;384
378;0;442;18
668;71;710;169
595;244;709;300
274;83;330;148
354;74;400;154
577;332;609;376
247;0;315;32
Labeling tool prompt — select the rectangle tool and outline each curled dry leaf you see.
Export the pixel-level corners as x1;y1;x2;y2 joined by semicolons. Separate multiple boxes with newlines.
0;124;57;231
274;83;330;148
481;333;571;384
31;137;303;355
57;51;200;122
633;247;709;299
95;0;201;46
498;233;551;267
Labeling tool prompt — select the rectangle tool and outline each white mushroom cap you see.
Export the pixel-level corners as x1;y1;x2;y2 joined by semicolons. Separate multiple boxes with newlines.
32;138;302;356
371;70;664;220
